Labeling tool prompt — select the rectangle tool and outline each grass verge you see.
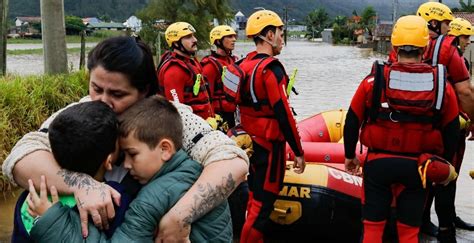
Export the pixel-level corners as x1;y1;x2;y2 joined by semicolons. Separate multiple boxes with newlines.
0;71;89;191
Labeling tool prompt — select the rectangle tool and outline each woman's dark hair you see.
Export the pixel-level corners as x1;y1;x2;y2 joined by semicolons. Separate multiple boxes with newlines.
87;36;158;96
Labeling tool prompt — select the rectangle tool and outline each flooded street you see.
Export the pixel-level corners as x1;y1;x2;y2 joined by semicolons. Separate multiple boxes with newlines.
1;41;473;242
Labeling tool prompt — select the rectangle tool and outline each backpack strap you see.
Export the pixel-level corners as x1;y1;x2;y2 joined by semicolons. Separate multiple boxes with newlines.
431;35;445;66
249;57;270;110
369;60;386;122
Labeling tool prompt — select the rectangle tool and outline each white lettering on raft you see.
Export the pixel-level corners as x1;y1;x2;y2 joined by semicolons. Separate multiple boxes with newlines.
328;167;362;187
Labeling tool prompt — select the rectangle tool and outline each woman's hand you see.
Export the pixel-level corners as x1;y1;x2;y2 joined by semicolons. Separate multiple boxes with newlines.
27;175;59;217
155;209;191;243
57;169;121;238
73;179;121;237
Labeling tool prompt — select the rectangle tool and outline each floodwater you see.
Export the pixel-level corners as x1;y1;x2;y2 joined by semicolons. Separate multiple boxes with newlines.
1;41;473;242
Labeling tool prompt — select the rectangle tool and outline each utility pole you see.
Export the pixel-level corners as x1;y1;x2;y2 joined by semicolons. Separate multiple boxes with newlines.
41;0;68;74
392;0;398;22
0;0;8;76
284;6;288;46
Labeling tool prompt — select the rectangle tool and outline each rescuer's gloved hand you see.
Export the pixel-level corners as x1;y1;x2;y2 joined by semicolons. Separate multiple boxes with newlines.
439;164;458;186
227;125;253;158
206;116;218;130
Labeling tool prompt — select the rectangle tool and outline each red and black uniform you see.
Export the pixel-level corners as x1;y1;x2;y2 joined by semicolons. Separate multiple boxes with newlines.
238;51;304;243
201;51;238;128
344;61;460;243
423;34;471;231
157;51;214;119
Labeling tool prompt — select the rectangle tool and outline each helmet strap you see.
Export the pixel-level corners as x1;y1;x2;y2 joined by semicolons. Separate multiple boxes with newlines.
215;40;232;56
175;40;196;57
258;35;278;48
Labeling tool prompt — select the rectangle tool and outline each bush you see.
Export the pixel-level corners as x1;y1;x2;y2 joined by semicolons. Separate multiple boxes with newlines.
0;71;89;185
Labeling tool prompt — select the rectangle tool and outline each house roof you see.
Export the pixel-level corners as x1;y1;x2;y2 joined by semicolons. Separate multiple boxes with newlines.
453;12;474;24
235;11;244;17
87;22;125;29
16;17;41;23
374;22;393;37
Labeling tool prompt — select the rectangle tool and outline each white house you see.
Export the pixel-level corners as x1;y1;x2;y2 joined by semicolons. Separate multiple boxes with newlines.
15;16;41;27
123;15;142;32
82;17;101;25
287;25;307;32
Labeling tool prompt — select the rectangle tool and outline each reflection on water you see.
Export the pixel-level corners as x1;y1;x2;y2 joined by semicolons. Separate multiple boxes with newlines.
2;41;473;241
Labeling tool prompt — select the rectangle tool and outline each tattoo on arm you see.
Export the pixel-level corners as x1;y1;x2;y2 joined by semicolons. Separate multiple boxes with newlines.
57;169;106;200
183;173;236;225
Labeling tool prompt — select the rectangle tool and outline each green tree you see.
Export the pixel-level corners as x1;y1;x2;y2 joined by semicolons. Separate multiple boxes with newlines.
333;15;347;26
65;15;86;35
137;0;233;53
361;6;376;36
331;15;352;44
306;8;329;38
460;0;474;12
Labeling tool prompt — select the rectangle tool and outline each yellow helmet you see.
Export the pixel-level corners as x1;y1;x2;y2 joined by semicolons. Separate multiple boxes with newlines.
245;10;284;37
391;15;430;48
165;22;196;47
210;25;237;44
449;18;474;36
417;2;453;22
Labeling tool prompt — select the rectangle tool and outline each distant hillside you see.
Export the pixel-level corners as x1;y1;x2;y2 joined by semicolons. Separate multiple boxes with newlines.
9;0;462;22
8;0;148;21
230;0;462;21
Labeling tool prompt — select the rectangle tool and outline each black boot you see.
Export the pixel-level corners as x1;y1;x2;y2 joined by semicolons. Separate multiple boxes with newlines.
437;227;456;243
420;220;438;237
454;216;474;231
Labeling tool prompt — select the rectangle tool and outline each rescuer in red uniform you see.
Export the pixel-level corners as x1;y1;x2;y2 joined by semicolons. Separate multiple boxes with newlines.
344;15;460;243
201;25;241;129
238;10;305;243
417;3;474;240
157;22;214;119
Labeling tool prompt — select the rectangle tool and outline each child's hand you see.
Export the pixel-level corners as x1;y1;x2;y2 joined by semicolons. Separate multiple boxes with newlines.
27;175;59;217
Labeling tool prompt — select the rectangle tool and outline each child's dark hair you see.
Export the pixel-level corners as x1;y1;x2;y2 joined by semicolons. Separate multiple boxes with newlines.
87;36;158;96
49;101;118;177
119;95;183;150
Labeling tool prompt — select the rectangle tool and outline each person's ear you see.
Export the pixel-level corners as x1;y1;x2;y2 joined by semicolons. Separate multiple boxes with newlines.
104;154;114;171
267;29;275;42
158;138;175;161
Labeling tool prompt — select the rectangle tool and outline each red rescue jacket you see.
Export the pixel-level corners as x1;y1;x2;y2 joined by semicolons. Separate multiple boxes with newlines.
157;51;214;119
201;53;242;113
360;61;447;156
238;51;303;157
424;35;470;84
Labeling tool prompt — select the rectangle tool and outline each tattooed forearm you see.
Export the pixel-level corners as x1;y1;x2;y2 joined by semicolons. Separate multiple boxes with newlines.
183;173;236;225
57;169;106;199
